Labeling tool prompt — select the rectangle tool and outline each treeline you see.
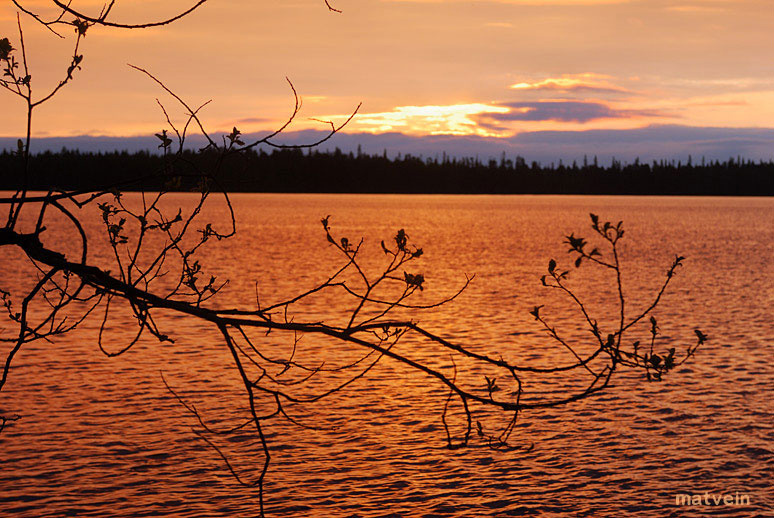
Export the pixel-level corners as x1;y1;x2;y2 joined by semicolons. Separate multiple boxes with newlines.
1;147;773;195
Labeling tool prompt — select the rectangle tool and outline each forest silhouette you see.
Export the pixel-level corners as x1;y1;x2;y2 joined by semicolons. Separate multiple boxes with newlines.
2;147;772;195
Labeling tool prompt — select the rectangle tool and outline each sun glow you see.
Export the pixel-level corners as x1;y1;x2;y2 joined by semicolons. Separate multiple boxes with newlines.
348;103;511;137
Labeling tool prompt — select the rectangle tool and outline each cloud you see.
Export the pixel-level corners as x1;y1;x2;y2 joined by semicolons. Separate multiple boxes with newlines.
686;100;748;107
665;4;727;13
11;125;774;166
482;101;667;123
236;117;273;124
509;73;632;96
267;124;774;165
321;97;670;139
659;76;774;92
346;103;510;136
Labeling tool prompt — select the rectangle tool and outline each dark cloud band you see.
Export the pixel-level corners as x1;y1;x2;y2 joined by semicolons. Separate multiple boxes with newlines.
482;101;666;123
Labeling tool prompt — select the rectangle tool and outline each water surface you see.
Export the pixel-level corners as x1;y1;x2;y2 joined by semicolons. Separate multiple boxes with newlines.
1;194;772;517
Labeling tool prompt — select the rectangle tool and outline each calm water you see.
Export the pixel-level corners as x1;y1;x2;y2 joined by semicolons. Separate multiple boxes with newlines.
1;194;773;517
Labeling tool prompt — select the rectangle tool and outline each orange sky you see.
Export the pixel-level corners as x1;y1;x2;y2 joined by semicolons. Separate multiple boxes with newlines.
2;0;774;146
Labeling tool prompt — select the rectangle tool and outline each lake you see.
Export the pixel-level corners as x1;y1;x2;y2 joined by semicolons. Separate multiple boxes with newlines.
1;193;772;517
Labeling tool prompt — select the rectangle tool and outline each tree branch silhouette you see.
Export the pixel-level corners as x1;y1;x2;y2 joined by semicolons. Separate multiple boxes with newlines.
0;2;706;516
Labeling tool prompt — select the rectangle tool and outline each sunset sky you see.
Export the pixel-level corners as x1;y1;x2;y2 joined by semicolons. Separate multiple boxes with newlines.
2;0;774;161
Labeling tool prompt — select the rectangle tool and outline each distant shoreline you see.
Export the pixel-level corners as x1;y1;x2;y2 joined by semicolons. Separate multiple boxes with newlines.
2;148;773;196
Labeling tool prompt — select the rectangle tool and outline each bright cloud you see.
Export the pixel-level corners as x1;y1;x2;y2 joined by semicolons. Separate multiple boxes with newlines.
348;103;510;136
510;74;631;95
335;98;671;137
